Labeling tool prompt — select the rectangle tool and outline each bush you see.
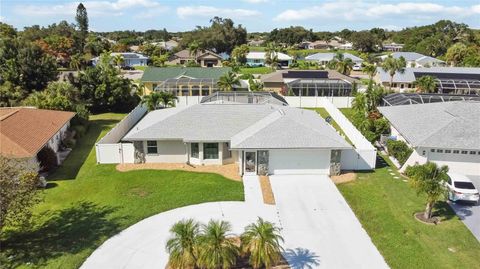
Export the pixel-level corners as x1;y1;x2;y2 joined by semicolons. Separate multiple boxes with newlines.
37;146;57;172
63;137;76;148
73;125;86;139
386;140;413;165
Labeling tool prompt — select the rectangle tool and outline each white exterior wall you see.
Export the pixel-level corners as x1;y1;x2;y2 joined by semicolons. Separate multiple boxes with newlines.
144;140;187;163
389;126;409;144
47;121;70;152
268;149;331;175
340;149;378;171
424;147;480;176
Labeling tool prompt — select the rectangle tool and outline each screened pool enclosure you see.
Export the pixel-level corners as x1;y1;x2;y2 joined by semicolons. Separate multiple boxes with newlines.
286;79;353;97
154;78;220;96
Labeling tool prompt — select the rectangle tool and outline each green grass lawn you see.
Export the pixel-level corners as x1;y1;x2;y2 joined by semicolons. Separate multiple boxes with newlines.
1;113;244;269
239;66;273;75
338;155;480;269
340;108;355;123
308;108;353;145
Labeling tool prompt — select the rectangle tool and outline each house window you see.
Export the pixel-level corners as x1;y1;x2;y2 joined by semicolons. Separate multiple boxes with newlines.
445;150;451;153
461;150;468;154
430;149;435;152
203;143;219;159
152;83;158;90
436;149;443;153
146;141;158;154
422;150;426;155
453;150;459;154
470;151;476;155
191;143;199;158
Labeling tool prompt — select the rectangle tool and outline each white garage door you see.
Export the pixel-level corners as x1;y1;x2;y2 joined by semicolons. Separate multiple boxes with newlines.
268;149;331;175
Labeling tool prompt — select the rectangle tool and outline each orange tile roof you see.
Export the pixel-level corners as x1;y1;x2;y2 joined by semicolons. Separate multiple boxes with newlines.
0;107;75;158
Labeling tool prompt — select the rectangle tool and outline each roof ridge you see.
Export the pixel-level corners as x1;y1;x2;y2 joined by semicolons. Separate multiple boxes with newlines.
0;109;20;121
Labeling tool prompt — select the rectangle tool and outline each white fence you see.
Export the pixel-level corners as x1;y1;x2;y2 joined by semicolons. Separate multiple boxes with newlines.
95;105;147;164
175;96;353;108
321;99;377;170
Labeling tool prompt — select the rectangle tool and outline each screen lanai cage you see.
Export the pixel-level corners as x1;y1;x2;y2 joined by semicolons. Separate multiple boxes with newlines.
154;78;220;96
285;79;353;97
382;92;480;106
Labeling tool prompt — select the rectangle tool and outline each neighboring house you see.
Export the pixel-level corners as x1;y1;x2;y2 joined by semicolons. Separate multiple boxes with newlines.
91;52;149;67
379;101;480;176
379;52;445;68
246;52;293;67
168;49;223;67
247;39;264;47
374;67;480;94
0;107;75;167
140;67;232;95
305;52;363;66
383;43;404;52
122;100;351;176
339;42;353;50
150;40;179;51
261;70;359;96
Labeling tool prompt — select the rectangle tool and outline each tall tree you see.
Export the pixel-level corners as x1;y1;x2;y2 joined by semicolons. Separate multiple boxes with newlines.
405;162;449;220
363;62;377;81
415;75;437;93
188;40;200;63
197;220;239;269
381;55;406;90
217;71;240;91
265;42;279;70
76;3;89;51
166;219;200;268
141;92;161;111
231;44;250;65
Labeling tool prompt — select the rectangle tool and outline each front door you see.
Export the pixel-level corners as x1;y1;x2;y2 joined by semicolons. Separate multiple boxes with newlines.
244;151;256;175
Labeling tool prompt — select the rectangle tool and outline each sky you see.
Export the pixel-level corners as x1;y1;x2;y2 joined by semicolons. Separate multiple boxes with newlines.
1;0;479;32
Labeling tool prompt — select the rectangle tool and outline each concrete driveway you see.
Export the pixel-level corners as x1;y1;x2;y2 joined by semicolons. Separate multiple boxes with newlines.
449;175;480;241
270;175;389;269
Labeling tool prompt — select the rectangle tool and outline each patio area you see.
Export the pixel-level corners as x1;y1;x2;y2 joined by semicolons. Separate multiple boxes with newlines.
116;162;241;181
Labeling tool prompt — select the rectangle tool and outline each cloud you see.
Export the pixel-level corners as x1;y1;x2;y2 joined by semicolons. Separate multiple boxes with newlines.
14;0;165;17
274;1;480;22
177;5;261;19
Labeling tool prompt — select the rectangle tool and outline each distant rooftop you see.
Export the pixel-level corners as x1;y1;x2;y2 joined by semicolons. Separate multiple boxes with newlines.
200;91;288;106
305;52;363;62
141;67;232;82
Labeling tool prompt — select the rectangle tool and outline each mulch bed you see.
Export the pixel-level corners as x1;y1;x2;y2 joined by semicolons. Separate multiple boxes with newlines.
259;176;276;205
414;212;441;225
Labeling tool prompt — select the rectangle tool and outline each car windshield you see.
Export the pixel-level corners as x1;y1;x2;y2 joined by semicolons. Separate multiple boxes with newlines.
454;182;476;190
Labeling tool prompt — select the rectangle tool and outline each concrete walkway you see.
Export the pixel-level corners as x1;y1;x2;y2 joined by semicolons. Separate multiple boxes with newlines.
270;175;389;269
81;202;278;269
243;175;263;204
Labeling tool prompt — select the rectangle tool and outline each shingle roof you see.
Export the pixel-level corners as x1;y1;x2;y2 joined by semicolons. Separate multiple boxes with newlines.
141;67;232;82
123;103;351;149
379;101;480;150
305;52;363;62
0;108;75;158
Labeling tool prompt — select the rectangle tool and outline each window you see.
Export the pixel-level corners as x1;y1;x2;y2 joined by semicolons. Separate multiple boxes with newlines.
436;149;443;153
470;151;476;155
422;150;426;155
453;150;459;154
203;143;219;159
454;181;476;189
146;141;158;154
445;150;451;153
461;150;468;154
191;143;199;158
430;149;435;152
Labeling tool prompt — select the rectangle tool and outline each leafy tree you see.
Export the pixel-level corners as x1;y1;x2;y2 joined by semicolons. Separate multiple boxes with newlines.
69;53;84;70
0;156;41;233
231;44;249;65
328;53;354;75
265;42;279;70
350;31;380;52
248;78;264;91
197;220;239;269
241;217;284;269
381;55;406;89
166;219;200;268
0;82;26;107
0;23;17;38
415;75;437;93
158;91;177;108
76;3;89;50
217;71;240;91
445;43;468;66
268;26;316;45
112;54;125;68
151;54;169;67
405;162;449;220
141;92;161;111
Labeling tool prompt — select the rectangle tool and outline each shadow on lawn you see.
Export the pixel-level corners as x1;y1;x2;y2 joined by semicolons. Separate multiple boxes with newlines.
49;119;119;181
2;201;124;268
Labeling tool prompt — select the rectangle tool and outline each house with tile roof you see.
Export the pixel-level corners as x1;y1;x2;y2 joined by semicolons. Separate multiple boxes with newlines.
140;67;233;95
168;49;223;67
0;107;75;169
379;101;480;176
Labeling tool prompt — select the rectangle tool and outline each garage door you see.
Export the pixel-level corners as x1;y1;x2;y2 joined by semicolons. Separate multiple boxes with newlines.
268;149;331;175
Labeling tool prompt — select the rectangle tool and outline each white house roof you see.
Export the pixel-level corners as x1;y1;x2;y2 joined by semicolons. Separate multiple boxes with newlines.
379;101;480;150
305;53;363;63
376;67;480;83
246;52;292;61
92;52;149;61
379;52;444;64
123;103;351;150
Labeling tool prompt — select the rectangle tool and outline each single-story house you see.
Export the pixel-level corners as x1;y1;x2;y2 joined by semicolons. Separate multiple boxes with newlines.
0;107;75;168
168;49;223;67
246;52;293;67
140;67;233;95
247;39;264;47
379;52;445;68
305;52;363;66
122;101;351;176
382;43;404;52
261;70;359;96
379;101;480;176
91;52;149;67
374;67;480;93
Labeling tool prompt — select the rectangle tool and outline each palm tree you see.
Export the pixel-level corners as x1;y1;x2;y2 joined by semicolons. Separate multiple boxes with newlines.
335;58;354;75
363;62;377;81
166;219;201;268
352;93;367;114
217;72;240;91
189;40;200;63
405;162;449;220
248;78;264;91
382;55;406;90
241;217;284;269
197;220;239;269
112;54;124;68
141;92;161;111
415;75;437;93
265;42;279;70
69;53;83;70
158;91;178;107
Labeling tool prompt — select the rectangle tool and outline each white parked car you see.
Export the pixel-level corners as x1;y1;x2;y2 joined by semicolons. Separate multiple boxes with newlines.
352;64;362;71
446;172;479;204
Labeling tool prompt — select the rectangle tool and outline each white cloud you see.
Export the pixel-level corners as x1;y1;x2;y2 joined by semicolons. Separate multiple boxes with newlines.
274;1;480;22
14;0;164;17
177;5;261;19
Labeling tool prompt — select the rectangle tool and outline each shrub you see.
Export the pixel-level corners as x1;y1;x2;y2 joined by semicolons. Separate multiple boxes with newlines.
37;146;57;172
73;125;86;139
386;140;413;165
63;138;76;148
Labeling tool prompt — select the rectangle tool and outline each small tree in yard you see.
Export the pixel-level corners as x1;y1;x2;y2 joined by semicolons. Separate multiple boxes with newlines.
166;219;200;268
0;156;42;234
405;162;449;221
197;220;239;269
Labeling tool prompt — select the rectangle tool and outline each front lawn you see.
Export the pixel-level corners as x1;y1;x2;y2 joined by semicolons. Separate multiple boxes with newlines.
1;113;244;269
338;155;480;269
239;66;273;75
